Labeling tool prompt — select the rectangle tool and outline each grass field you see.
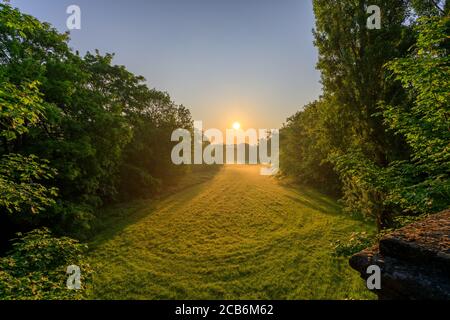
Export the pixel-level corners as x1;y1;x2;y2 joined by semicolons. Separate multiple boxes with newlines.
87;165;375;300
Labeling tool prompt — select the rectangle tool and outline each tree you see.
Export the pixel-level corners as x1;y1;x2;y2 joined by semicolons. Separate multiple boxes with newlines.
379;15;450;214
0;3;194;239
313;0;413;165
0;80;57;216
280;100;341;195
282;1;449;229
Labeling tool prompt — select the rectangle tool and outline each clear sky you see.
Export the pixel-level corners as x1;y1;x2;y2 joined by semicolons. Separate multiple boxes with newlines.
10;0;322;131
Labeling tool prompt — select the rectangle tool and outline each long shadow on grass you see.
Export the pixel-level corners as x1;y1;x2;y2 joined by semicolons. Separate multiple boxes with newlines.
282;185;368;223
87;167;222;251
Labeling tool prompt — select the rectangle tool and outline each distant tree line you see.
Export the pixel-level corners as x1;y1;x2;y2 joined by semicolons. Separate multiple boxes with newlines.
280;0;449;230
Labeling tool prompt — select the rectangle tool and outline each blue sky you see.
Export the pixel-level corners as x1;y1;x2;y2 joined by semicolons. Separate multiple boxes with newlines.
10;0;322;130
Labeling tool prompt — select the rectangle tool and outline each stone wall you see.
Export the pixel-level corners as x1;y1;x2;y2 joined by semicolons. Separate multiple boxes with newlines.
349;210;450;300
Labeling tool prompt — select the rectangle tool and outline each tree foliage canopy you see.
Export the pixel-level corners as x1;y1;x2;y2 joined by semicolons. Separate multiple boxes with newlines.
281;0;449;229
0;3;193;238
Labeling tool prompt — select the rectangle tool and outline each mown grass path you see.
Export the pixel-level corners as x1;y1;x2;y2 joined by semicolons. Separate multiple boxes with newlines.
88;166;374;299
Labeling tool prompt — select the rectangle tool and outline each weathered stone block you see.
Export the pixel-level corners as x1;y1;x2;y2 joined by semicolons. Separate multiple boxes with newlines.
349;210;450;300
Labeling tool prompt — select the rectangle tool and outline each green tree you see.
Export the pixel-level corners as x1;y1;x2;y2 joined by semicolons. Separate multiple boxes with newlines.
282;1;449;229
313;0;412;164
0;80;57;216
380;15;450;214
280;100;341;195
1;3;194;239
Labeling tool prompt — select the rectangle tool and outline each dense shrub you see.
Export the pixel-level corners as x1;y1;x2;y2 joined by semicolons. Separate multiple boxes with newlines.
332;213;431;257
0;228;92;300
332;232;375;257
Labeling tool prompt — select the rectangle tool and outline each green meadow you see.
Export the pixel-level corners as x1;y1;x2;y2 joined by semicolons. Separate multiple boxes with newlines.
87;166;375;300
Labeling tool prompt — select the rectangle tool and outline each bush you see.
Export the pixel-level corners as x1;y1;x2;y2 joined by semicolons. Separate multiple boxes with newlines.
332;213;432;257
332;232;375;257
0;228;92;300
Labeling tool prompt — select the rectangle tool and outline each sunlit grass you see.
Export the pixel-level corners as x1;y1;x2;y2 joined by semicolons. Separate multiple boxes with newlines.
87;165;375;300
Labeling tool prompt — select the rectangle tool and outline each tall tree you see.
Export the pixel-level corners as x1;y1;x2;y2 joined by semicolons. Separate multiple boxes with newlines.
313;0;413;164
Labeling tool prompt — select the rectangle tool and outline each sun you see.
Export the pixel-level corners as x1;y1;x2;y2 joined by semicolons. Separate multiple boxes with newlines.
232;122;241;130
